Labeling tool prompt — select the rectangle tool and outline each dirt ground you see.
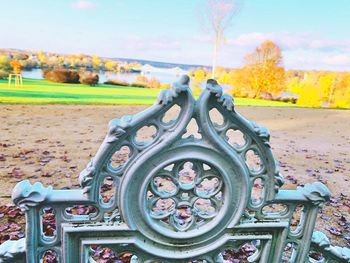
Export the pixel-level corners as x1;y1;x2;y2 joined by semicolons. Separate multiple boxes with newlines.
0;104;349;246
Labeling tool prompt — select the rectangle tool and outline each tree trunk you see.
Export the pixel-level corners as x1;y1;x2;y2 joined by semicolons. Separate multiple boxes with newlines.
211;34;219;79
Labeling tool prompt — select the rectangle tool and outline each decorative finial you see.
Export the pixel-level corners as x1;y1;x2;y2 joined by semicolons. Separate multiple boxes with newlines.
298;182;331;206
12;180;52;211
157;75;190;105
179;74;190;85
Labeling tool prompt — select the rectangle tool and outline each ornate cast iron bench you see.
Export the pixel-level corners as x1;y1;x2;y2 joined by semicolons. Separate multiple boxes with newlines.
0;76;349;263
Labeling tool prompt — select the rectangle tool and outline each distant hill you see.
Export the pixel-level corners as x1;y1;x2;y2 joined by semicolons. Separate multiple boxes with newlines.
0;48;210;71
111;57;210;71
0;48;35;56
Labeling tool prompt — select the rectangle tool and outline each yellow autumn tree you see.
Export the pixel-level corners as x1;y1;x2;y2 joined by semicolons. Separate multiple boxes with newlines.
10;60;22;74
193;68;207;82
104;60;117;71
92;54;101;69
57;56;65;67
38;50;46;65
332;72;350;108
286;77;303;95
217;68;232;85
296;73;323;107
238;40;285;98
0;56;11;72
319;72;337;104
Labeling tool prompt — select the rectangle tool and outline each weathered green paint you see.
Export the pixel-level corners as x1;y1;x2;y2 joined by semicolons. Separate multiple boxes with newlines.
0;76;348;262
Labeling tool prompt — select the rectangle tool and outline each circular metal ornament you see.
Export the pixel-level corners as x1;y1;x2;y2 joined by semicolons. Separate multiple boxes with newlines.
120;145;248;246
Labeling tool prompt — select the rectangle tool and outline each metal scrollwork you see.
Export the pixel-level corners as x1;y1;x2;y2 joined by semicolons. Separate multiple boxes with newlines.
1;75;343;263
147;161;223;232
311;231;350;262
79;159;96;194
0;238;26;263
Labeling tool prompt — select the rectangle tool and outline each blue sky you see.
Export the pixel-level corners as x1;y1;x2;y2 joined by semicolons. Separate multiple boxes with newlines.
0;0;349;71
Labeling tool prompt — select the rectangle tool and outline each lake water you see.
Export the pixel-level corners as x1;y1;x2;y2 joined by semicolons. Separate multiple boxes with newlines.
22;69;186;84
21;69;231;90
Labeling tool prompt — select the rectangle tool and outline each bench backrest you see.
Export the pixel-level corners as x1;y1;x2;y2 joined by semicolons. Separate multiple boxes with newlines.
5;76;350;262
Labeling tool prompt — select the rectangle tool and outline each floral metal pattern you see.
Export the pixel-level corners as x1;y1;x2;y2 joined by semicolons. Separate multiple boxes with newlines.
147;160;223;232
0;75;342;263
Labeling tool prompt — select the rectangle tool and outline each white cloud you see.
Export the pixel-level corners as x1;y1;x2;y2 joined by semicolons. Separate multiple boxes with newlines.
283;50;350;70
105;31;350;70
228;32;273;46
120;35;182;52
72;0;96;10
322;54;350;66
192;34;212;43
226;31;350;52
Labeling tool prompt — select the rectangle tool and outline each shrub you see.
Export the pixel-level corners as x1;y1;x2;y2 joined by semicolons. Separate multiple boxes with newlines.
130;82;147;88
132;75;161;89
0;56;11;72
333;99;350;109
148;77;160;89
43;68;80;83
80;72;99;86
105;76;163;89
281;97;297;104
160;83;171;89
133;75;148;86
0;70;7;79
104;79;130;86
258;92;273;100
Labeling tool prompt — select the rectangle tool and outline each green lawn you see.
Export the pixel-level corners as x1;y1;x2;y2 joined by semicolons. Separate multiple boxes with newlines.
0;78;297;107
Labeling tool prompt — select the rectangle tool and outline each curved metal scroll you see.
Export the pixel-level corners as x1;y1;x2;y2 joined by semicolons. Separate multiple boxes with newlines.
2;75;341;263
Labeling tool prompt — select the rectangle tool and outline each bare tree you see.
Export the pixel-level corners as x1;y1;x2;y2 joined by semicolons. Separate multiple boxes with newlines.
203;0;241;78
